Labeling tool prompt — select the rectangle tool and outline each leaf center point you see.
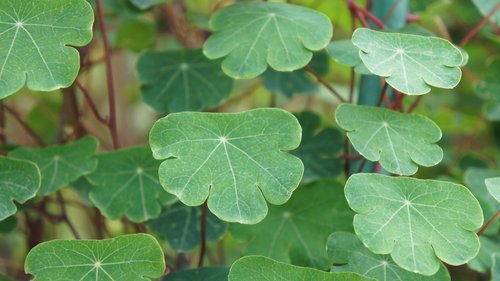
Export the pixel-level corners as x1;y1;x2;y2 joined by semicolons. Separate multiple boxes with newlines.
94;261;102;268
179;63;189;71
136;167;144;174
15;21;23;28
404;200;411;206
396;48;405;55
219;136;227;143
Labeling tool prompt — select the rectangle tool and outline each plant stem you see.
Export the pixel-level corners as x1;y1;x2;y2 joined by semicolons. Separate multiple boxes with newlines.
198;201;208;267
348;0;386;29
459;3;500;47
357;158;368;173
407;95;422;113
95;0;120;149
74;79;108;124
477;211;499;236
0;102;6;146
3;104;45;146
56;191;81;239
305;65;346;103
376;82;389;107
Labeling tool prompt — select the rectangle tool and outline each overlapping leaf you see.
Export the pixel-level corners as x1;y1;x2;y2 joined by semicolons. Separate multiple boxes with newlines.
164;267;229;281
328;232;450;281
326;40;371;74
345;174;483;275
0;157;40;221
335;104;442;175
137;49;233;113
149;108;303;224
485;177;500;203
352;28;463;95
203;2;333;79
25;234;165;281
88;147;174;223
230;179;352;269
0;0;94;98
10;136;98;196
468;236;500;273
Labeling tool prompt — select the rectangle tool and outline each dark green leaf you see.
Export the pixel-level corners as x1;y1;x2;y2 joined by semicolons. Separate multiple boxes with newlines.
116;20;155;52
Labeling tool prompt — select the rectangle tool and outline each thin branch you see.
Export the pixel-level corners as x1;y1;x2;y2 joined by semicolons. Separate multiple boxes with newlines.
56;191;81;239
306;65;346;102
382;0;402;23
459;3;500;47
348;0;385;30
3;104;45;146
477;211;500;236
198;201;208;267
407;95;423;113
376;82;389;107
357;158;368;173
0;102;6;146
74;79;108;124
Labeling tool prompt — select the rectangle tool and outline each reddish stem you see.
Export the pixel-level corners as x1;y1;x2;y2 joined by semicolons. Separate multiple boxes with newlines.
407;95;423;113
3;104;45;146
198;201;208;267
348;0;386;29
459;3;500;47
74;79;108;124
477;211;500;236
306;65;346;103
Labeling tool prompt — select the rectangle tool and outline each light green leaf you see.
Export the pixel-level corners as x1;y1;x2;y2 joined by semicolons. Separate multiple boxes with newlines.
10;136;98;196
88;147;174;223
0;0;94;99
328;232;450;281
345;174;483;275
230;179;353;269
335;104;442;175
468;236;500;273
352;28;463;95
129;0;166;10
25;234;165;281
165;267;229;281
149;108;303;224
203;2;333;79
493;254;500;281
228;256;376;281
137;49;233;113
326;40;371;74
0;157;40;221
472;0;500;24
147;202;226;252
485;177;500;203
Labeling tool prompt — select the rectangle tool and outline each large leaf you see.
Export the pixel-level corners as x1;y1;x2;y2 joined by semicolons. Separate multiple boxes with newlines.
163;267;229;281
228;256;375;281
345;174;483;275
137;49;233;113
149;108;303;224
0;0;94;99
0;157;40;221
328;232;450;281
230;179;352;269
485;177;500;203
335;104;442;175
88;147;174;223
203;2;333;79
147;202;226;252
10;136;98;196
25;234;165;281
352;28;463;95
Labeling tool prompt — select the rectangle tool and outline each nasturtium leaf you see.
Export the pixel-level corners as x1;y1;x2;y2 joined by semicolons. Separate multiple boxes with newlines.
25;234;165;281
116;20;155;53
164;267;229;281
335;104;442;175
468;236;500;273
472;0;500;24
485;177;500;203
326;40;371;74
0;157;40;221
230;179;353;269
147;202;226;252
88;147;174;223
10;136;98;196
328;232;450;281
476;58;500;121
203;2;333;79
351;28;463;95
0;0;94;99
345;174;483;275
149;108;303;224
129;0;166;10
228;256;375;281
292;112;342;182
137;49;233;113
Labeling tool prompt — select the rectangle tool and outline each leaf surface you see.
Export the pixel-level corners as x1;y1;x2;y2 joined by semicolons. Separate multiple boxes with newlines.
345;174;483;275
203;2;333;79
0;0;93;98
164;267;229;281
472;0;500;24
25;234;165;281
468;236;500;273
485;177;500;203
335;104;442;175
326;40;371;74
476;58;500;121
149;108;303;224
352;28;463;95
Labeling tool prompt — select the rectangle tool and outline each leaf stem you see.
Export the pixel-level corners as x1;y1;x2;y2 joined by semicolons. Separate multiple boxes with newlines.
198;201;208;267
3;104;45;146
477;211;500;236
376;81;389;107
357;158;368;173
74;79;108;125
407;95;422;113
305;65;346;103
459;3;500;47
56;191;81;239
348;0;386;30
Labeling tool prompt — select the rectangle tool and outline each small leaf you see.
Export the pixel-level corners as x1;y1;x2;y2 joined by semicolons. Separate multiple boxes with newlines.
485;177;500;203
149;108;303;224
88;147;174;223
25;234;165;281
352;28;463;95
335;104;442;175
10;136;99;196
203;2;333;79
137;49;234;113
468;236;500;273
129;0;167;10
163;267;229;281
228;256;375;281
0;0;94;98
0;157;40;221
328;232;450;281
345;174;483;275
230;179;353;269
147;202;226;252
326;40;371;74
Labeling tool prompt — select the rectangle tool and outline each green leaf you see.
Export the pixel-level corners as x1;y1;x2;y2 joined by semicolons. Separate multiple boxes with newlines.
335;104;442;175
10;136;99;196
137;49;234;113
328;232;450;281
129;0;166;10
352;28;463;95
468;236;500;273
25;234;165;281
485;177;500;203
164;267;229;281
0;0;94;99
345;174;483;275
149;108;303;224
228;256;376;281
88;147;174;223
116;20;155;52
203;2;333;79
147;202;226;252
0;215;17;234
326;40;371;74
292;112;342;181
230;179;353;269
493;254;500;281
0;157;40;221
472;0;500;25
476;58;500;121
